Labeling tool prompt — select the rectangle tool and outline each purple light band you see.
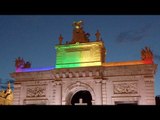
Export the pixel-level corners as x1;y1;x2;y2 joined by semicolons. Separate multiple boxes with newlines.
16;67;54;72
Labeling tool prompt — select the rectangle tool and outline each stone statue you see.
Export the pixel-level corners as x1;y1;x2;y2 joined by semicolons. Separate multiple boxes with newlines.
141;46;153;63
15;57;25;69
0;82;13;105
59;34;63;45
23;61;31;68
95;30;101;41
15;57;31;71
5;82;12;97
73;20;83;29
70;20;90;44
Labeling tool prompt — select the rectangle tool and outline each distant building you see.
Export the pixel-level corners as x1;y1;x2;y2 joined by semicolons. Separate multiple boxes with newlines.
11;21;157;105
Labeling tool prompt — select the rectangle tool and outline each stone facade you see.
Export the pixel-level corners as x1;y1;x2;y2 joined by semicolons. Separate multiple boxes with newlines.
10;21;157;105
11;64;157;105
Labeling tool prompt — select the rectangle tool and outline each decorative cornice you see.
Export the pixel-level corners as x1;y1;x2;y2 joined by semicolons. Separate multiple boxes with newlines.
11;64;157;80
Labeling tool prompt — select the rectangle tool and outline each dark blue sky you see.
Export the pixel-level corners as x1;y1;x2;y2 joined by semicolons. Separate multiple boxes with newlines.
0;15;160;95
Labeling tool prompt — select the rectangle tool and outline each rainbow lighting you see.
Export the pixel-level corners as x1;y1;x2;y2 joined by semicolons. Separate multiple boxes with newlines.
16;67;54;72
55;41;106;68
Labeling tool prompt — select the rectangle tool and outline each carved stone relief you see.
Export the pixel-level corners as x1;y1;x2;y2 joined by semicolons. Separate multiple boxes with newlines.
26;86;46;97
113;83;138;94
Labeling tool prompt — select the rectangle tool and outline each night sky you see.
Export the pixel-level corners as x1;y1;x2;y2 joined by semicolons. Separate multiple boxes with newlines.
0;15;160;96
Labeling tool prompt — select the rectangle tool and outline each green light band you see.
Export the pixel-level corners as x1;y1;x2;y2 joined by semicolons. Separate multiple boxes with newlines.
55;41;106;68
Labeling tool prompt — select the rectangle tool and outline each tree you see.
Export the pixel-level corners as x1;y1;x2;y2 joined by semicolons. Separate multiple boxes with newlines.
155;95;160;105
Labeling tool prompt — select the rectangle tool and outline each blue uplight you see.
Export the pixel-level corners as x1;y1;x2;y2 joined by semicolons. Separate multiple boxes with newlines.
17;67;54;72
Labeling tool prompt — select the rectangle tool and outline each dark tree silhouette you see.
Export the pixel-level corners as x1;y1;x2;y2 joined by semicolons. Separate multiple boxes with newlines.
156;96;160;105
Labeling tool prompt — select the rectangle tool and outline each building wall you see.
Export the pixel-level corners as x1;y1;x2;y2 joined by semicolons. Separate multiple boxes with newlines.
11;64;157;105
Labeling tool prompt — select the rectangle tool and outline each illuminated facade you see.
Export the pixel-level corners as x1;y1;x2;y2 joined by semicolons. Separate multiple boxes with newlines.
11;21;157;105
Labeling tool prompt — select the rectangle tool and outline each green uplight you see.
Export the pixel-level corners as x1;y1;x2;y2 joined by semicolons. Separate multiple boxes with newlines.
55;41;106;68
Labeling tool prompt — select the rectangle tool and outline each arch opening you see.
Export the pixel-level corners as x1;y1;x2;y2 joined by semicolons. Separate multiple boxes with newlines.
71;90;92;105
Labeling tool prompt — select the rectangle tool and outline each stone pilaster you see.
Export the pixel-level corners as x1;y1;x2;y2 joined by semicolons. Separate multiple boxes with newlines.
138;76;146;105
106;79;113;105
13;83;21;105
95;79;102;105
102;80;107;105
144;76;155;105
55;81;62;105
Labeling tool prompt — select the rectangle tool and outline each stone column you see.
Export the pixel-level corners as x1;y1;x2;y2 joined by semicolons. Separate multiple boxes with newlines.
55;81;62;105
95;80;102;105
